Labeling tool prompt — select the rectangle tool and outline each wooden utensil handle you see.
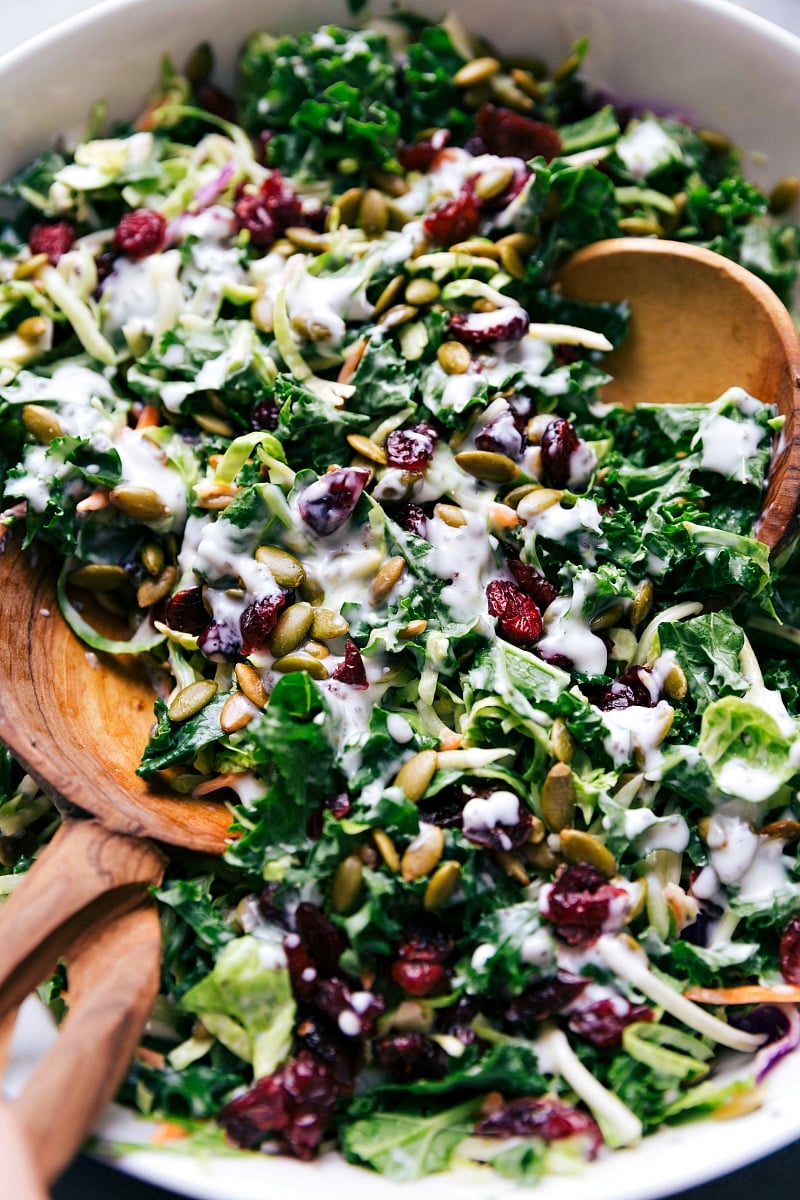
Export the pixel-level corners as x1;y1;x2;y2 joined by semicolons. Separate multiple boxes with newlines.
0;818;165;1192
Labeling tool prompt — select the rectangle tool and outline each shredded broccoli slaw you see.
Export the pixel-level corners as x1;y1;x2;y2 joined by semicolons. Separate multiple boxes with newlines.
2;12;800;1186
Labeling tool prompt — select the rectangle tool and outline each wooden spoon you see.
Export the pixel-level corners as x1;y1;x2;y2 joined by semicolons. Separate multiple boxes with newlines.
557;238;800;557
1;236;799;1193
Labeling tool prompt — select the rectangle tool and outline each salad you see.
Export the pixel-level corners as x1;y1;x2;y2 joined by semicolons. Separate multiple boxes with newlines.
2;10;800;1186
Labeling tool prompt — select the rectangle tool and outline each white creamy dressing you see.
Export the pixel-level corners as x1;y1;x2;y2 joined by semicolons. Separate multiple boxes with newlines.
386;712;414;744
319;670;393;777
614;119;679;179
697;413;765;482
461;789;521;851
283;254;376;347
425;508;500;627
716;757;784;803
537;575;608;675
623;809;691;855
600;699;674;771
102;250;184;345
525;497;603;559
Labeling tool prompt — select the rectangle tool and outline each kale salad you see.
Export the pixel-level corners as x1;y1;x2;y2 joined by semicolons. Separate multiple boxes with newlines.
3;10;800;1186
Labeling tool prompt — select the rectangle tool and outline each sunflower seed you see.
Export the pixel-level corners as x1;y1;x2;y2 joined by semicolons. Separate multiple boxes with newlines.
168;679;218;723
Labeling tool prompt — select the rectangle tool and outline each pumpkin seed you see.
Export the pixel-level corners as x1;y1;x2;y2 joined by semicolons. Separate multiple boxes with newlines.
372;274;406;316
475;163;515;201
192;412;235;437
698;128;733;154
510;66;542;99
378;303;418;329
770;175;800;215
560;829;617;878
393;748;438;803
168;679;218;723
17;316;49;342
68;562;128;593
109;484;167;522
521;840;560;873
449;239;501;260
550;718;575;764
516;488;564;519
396;620;428;643
255;544;306;588
285;226;329;252
497;231;536;257
494;850;530;886
346;433;387;465
405;277;440;306
331;854;364;914
423;860;461;909
589;600;627;631
234;662;268;709
663;661;688;701
540;762;575;832
358;188;389;237
310;607;349;640
368;168;410;197
502;482;539;509
298;572;325;605
369;556;405;605
453;55;501;88
137;563;177;608
22;403;62;444
401;822;445;881
434;503;467;528
629;579;654;627
437;340;472;375
372;829;400;873
498;242;525;279
455;449;520;483
272;651;328;680
301;639;330;660
618;216;665;237
334;187;364;227
270;602;314;659
141;540;165;577
14;252;49;280
220;691;257;733
94;591;127;617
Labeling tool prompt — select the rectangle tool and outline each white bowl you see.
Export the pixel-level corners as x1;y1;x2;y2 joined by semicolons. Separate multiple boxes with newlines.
2;2;800;1199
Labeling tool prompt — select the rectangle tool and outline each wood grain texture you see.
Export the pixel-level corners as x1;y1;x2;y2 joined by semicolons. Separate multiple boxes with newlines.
0;820;165;1189
557;238;800;557
0;1101;49;1200
0;528;232;853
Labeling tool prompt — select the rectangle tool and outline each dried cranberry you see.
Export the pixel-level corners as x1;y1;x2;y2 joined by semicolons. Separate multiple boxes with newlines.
164;586;209;635
195;81;237;123
385;424;437;472
331;639;369;688
505;970;589;1025
780;910;800;984
568;997;654;1048
396;924;454;964
198;618;241;660
240;592;288;656
297;467;370;536
398;130;450;172
284;932;319;1000
585;665;657;711
474;409;524;459
541;863;628;947
395;503;429;540
250;397;280;431
295;1012;361;1089
486;579;543;646
474;103;562;162
507;560;559;610
475;1096;602;1158
449;305;529;347
436;996;483;1049
423;187;481;245
390;960;447;996
28;220;75;264
295;902;348;978
113;209;166;259
315;978;384;1036
217;1051;338;1159
234;171;304;245
417;785;468;828
371;1032;449;1080
540;417;580;489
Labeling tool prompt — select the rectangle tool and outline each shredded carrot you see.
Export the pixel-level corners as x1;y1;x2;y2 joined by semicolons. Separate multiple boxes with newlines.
488;502;521;529
135;403;161;429
135;1046;166;1069
338;337;367;384
684;984;800;1005
76;488;109;513
151;1122;190;1146
438;733;463;752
